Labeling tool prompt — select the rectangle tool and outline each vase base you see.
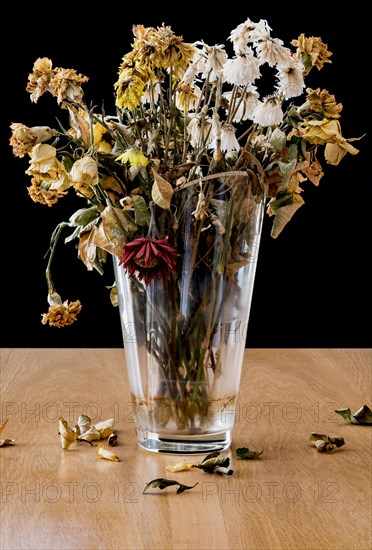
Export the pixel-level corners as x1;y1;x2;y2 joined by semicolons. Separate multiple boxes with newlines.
135;428;232;454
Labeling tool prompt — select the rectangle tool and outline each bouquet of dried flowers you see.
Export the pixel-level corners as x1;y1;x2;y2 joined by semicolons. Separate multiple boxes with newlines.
9;19;361;435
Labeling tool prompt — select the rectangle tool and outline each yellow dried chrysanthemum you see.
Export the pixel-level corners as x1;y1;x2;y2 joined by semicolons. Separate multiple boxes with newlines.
176;83;201;111
115;73;147;110
292;34;332;74
306;88;343;119
149;24;196;78
41;300;82;327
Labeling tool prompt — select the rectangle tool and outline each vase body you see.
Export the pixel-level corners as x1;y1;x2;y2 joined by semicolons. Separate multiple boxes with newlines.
114;178;265;453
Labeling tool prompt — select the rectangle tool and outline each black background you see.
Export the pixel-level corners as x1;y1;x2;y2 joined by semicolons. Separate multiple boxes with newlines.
1;3;371;348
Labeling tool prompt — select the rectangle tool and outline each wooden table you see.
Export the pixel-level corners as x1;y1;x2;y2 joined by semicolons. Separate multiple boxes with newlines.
1;349;371;550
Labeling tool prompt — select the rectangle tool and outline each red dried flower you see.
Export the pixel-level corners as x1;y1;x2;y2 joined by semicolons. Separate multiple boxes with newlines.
120;237;178;285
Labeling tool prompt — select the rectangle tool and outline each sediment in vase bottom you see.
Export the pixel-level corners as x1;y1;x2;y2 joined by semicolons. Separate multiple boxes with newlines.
132;393;237;433
135;428;232;454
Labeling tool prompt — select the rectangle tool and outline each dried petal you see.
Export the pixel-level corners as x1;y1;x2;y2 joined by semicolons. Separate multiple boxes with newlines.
59;417;78;450
93;418;115;439
77;415;91;434
335;405;372;426
97;444;120;462
78;427;101;443
166;462;198;472
310;432;345;453
0;419;9;433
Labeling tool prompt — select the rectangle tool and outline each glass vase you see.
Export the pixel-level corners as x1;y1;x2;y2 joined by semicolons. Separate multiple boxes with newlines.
114;175;265;453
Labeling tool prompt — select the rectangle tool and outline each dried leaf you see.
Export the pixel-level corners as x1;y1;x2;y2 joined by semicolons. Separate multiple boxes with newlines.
300;153;324;186
69;206;100;228
235;447;264;459
194;451;233;475
310;433;345;453
67;106;91;148
79;226;98;271
0;439;16;447
101;205;137;238
97;444;120;461
335;405;372;425
143;478;198;494
269;194;304;238
94;223;123;259
226;260;248;278
59;417;78;450
132;195;150;226
270;128;286;153
151;169;173;209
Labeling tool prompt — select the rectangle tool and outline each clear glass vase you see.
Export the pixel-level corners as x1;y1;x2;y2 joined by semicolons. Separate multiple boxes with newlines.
114;177;265;453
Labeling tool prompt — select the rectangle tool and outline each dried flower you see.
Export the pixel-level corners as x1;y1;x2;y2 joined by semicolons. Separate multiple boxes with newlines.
298;118;360;165
26;57;88;104
292;34;332;74
116;148;149;168
70;156;99;197
305;87;343;119
9;123;54;158
120;237;178;285
253;95;283;126
10;18;363;328
41;300;82;327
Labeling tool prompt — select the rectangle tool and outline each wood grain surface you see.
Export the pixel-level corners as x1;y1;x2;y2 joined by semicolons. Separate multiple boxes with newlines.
0;348;371;550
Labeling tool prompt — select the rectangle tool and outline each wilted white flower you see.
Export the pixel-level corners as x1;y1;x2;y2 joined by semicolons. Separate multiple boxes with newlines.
220;124;240;152
253;95;284;126
200;42;228;80
256;36;292;67
187;112;212;149
276;59;305;99
229;18;271;53
223;49;260;85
